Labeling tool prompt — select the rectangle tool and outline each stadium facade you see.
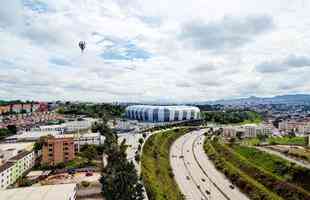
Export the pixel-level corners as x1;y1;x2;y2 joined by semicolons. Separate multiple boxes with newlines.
125;105;201;122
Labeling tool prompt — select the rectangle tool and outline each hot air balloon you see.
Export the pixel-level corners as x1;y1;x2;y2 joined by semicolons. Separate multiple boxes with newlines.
79;41;86;53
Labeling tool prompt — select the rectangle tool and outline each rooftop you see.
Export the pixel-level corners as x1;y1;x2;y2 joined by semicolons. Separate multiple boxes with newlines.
0;142;34;152
0;162;14;173
0;184;76;200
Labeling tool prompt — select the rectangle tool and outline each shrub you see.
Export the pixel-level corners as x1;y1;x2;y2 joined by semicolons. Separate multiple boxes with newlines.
81;181;90;187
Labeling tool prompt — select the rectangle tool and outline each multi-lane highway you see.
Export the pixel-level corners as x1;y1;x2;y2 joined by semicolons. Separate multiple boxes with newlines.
170;129;249;200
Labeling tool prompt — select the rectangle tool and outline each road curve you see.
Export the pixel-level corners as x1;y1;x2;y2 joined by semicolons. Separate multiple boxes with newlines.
170;129;249;200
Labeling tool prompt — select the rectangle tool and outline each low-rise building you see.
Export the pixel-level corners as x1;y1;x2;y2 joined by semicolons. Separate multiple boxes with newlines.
222;124;272;139
5;131;60;142
11;104;23;114
22;104;32;113
0;183;77;200
42;137;75;166
0;150;35;190
0;105;10;115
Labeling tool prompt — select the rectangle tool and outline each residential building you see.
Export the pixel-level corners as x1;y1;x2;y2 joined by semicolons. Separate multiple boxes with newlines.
222;124;272;139
22;104;32;113
42;137;75;166
5;131;60;142
0;142;34;164
31;103;40;112
244;125;257;137
222;127;237;138
278;120;310;134
0;183;77;200
11;104;23;113
0;105;10;115
0;150;35;190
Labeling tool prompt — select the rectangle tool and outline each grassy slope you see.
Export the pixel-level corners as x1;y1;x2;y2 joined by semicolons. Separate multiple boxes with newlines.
204;139;282;200
233;145;310;191
241;111;263;125
268;136;307;146
141;128;188;200
208;139;310;199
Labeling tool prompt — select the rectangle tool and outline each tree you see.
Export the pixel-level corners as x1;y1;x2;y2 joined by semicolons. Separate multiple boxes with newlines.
138;138;144;145
80;144;98;164
98;119;144;200
7;125;17;135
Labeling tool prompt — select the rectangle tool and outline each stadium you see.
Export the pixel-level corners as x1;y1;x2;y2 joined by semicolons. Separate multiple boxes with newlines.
125;105;201;122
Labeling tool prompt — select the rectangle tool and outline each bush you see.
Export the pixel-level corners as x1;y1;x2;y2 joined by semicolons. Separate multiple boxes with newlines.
81;181;90;187
138;138;144;145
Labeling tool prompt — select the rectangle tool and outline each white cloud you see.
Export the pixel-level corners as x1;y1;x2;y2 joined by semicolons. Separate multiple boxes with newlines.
0;0;310;102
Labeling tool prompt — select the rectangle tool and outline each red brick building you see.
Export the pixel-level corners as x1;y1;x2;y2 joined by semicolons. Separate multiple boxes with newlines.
42;136;75;166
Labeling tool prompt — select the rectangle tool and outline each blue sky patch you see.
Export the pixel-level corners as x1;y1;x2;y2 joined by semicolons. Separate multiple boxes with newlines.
49;57;71;67
100;41;151;61
23;0;50;13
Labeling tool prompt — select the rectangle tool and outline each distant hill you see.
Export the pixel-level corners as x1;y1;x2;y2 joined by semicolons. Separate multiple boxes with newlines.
207;94;310;105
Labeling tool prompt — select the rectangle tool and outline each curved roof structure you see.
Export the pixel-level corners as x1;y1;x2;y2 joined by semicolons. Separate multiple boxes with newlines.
125;105;200;122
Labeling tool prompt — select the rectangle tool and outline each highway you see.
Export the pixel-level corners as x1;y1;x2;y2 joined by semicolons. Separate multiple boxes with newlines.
170;129;249;200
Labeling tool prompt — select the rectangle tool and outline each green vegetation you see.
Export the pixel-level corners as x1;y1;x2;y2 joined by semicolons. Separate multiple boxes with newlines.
284;148;310;162
268;136;307;146
204;138;310;200
242;138;260;146
233;145;310;191
141;128;190;200
0;125;17;140
81;181;90;187
98;121;144;200
57;103;125;118
204;138;281;200
203;110;262;124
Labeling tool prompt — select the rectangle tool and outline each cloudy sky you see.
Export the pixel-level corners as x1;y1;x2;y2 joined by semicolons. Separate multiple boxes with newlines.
1;0;310;103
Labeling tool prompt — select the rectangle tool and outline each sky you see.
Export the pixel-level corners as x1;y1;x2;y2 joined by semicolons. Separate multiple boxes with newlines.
0;0;310;103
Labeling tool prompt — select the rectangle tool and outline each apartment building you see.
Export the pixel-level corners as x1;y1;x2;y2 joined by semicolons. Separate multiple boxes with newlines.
42;137;75;166
22;104;32;113
0;151;35;190
222;124;272;139
11;104;23;113
279;120;310;134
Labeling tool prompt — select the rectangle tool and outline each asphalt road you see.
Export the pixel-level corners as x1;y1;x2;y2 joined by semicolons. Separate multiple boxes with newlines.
170;130;249;200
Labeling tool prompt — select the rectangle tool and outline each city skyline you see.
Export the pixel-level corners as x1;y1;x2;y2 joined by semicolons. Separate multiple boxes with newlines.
1;0;310;102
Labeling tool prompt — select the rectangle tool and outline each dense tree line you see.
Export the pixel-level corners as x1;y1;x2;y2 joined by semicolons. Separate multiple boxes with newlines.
203;110;262;124
195;104;224;111
57;103;125;118
93;121;144;200
0;125;17;140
